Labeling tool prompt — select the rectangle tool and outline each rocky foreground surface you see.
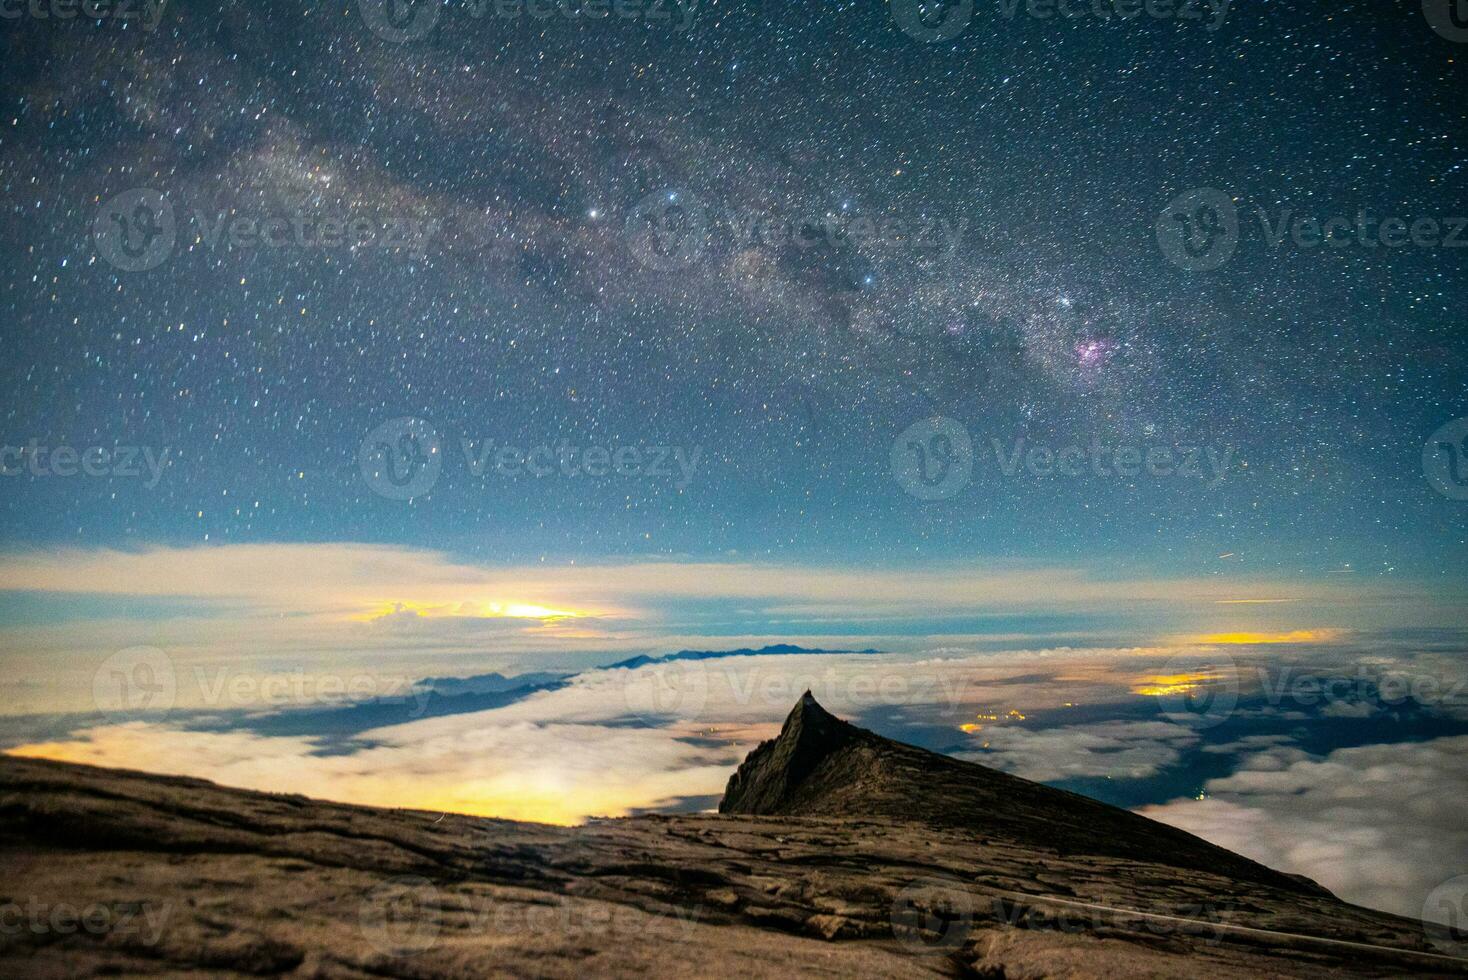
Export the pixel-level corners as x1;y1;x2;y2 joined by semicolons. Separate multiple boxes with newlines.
2;694;1465;978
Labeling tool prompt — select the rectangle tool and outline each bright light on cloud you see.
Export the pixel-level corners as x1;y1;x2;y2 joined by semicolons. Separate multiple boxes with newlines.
0;543;1400;715
8;718;738;827
1130;670;1229;697
1198;629;1347;645
356;600;582;622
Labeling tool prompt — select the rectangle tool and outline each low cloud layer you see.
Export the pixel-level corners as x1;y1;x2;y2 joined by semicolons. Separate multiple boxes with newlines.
9;716;739;827
957;720;1201;782
0;541;1419;715
9;641;1468;929
3;647;1171;822
1140;737;1468;922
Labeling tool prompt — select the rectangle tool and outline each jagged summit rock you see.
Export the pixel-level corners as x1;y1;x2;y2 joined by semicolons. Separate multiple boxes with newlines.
721;693;1325;896
719;690;858;814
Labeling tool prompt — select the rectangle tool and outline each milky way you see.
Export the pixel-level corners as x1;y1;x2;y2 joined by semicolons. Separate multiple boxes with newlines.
0;0;1464;576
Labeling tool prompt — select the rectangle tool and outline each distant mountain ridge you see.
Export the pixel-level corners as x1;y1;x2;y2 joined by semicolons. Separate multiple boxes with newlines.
414;670;568;696
603;643;881;671
196;646;862;741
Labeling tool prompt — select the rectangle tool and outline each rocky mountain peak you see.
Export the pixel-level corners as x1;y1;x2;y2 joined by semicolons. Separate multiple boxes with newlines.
721;695;1330;898
719;691;856;815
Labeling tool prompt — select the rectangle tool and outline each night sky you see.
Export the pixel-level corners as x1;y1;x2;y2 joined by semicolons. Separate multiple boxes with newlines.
2;0;1463;574
2;0;1467;927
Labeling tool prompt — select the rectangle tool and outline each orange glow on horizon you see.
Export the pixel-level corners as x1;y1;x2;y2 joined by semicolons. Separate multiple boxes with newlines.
353;599;583;623
6;743;639;827
1199;629;1344;645
1131;672;1219;697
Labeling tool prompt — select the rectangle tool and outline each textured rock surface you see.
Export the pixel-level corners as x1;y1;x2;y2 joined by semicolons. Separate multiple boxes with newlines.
2;695;1465;978
722;692;1325;896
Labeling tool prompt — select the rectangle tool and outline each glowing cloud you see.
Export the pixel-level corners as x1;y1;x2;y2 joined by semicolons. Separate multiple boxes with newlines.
1131;672;1220;697
1199;629;1346;645
358;600;581;622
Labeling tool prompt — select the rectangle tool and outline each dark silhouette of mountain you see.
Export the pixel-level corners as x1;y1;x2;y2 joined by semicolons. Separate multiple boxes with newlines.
194;676;569;741
107;652;885;746
602;644;880;671
721;692;1327;896
415;670;568;696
